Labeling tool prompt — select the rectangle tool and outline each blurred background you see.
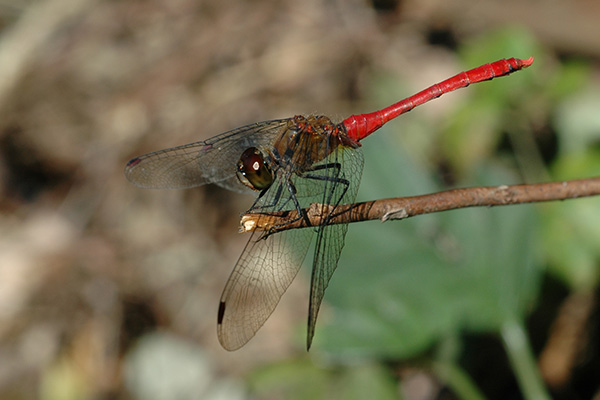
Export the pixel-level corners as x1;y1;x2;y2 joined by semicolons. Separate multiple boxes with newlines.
0;0;599;399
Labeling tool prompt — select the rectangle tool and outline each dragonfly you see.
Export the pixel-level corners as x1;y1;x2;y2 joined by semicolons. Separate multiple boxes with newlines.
125;57;533;351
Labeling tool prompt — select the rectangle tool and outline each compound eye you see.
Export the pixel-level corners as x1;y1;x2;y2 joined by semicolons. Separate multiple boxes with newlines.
236;147;273;191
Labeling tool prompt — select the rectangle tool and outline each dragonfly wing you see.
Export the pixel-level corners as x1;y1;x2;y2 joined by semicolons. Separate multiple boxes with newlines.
217;167;317;351
217;223;314;351
124;119;290;192
306;145;364;349
306;223;348;350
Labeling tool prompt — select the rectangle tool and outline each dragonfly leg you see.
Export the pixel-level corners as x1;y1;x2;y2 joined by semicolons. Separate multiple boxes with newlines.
247;181;285;212
301;172;350;209
300;161;351;225
244;173;312;239
302;159;349;205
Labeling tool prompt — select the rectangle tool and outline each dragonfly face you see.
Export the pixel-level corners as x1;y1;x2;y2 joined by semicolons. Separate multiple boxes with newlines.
236;147;274;191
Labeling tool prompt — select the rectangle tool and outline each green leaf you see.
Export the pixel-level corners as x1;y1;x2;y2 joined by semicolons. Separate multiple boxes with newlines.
540;195;600;290
249;359;398;400
541;96;600;289
314;135;542;358
555;89;600;156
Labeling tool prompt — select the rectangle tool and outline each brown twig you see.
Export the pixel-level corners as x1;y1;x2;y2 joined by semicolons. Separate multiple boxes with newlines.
240;177;600;233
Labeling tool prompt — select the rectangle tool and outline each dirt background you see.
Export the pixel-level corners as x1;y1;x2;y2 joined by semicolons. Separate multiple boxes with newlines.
0;0;599;399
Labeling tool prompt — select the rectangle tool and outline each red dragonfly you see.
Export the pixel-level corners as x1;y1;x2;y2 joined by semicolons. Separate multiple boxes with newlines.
125;57;533;351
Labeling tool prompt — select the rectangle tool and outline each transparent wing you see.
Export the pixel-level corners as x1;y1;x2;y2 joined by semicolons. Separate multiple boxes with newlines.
124;119;290;192
217;173;315;351
217;226;314;351
306;144;364;349
217;141;364;351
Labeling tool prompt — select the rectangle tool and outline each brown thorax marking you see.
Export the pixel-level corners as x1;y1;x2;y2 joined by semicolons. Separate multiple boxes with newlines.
271;115;359;173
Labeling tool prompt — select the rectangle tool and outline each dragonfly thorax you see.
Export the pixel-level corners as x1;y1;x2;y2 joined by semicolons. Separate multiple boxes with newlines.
272;115;353;173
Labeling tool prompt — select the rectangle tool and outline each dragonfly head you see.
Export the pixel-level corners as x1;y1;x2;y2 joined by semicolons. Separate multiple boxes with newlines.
236;147;274;191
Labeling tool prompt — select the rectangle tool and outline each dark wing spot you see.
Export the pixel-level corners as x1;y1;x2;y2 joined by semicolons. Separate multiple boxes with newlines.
217;301;226;324
126;157;142;167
